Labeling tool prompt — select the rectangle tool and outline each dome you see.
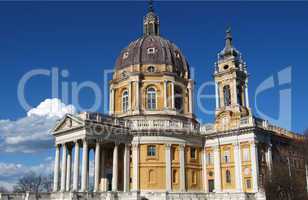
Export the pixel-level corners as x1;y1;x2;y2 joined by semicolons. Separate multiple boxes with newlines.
114;2;190;78
115;35;190;77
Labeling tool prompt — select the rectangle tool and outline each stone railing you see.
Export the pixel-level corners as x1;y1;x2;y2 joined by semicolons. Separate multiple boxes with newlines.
200;124;215;135
128;119;198;132
79;112;302;139
78;112;200;133
79;112;127;127
253;117;303;140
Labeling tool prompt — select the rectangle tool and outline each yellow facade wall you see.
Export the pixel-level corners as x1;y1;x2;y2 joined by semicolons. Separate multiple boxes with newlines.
171;145;180;191
241;142;253;192
139;144;166;190
185;146;203;191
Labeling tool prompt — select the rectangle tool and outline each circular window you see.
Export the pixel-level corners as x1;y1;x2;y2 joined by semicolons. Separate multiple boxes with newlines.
223;65;229;70
123;52;129;59
208;171;213;176
147;66;155;73
121;71;128;78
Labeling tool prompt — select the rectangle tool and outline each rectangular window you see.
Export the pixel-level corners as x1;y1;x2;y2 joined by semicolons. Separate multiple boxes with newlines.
190;147;196;159
172;169;178;184
147;47;156;54
207;152;213;165
224;150;230;163
147;145;156;157
246;179;251;189
172;147;176;161
243;148;250;161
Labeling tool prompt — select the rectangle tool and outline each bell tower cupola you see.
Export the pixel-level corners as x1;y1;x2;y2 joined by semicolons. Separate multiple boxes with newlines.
143;0;160;36
214;27;251;131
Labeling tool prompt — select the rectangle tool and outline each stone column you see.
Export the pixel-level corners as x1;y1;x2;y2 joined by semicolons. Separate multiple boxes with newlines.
251;141;259;192
188;83;193;113
109;87;114;115
132;143;139;191
179;144;186;191
234;143;243;192
136;80;140;112
215;83;219;109
213;145;221;192
60;143;67;192
53;144;60;192
266;144;273;177
128;81;132;112
100;148;105;180
171;81;175;109
123;144;130;192
112;143;119;191
66;147;72;191
81;139;88;192
73;141;80;192
245;80;249;107
165;144;172;192
164;80;168;109
94;141;101;192
202;147;208;192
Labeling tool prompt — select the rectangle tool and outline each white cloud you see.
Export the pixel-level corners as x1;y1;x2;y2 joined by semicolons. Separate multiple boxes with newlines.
0;98;76;153
27;98;76;118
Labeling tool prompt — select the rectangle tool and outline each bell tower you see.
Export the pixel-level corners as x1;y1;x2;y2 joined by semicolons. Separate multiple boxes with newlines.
214;28;251;131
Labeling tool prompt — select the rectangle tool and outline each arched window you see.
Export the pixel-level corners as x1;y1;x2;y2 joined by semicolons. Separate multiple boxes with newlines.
175;86;183;112
223;85;231;106
122;90;129;112
226;170;231;183
147;87;156;110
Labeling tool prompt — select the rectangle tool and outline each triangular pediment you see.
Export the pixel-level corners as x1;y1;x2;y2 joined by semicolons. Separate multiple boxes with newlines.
52;114;85;133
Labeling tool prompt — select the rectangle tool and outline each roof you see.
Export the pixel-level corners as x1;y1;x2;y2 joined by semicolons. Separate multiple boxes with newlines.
114;35;190;77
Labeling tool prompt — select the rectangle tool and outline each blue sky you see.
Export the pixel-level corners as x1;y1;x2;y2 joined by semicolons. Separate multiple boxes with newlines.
0;1;307;189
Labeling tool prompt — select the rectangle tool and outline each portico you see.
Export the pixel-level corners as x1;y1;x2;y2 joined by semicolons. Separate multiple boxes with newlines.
52;113;131;193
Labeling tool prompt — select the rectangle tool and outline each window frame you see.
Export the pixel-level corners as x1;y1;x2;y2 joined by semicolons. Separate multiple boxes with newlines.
207;151;214;165
174;86;183;112
147;47;156;54
147;87;157;110
224;150;231;164
147;145;156;157
246;179;251;189
122;90;129;113
243;148;250;162
147;66;155;72
190;147;196;160
226;169;231;184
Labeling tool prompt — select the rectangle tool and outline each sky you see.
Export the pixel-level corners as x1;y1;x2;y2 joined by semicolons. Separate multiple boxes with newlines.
0;1;307;190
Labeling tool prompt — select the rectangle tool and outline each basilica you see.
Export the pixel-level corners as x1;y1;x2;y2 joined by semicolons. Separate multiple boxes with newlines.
47;2;306;200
